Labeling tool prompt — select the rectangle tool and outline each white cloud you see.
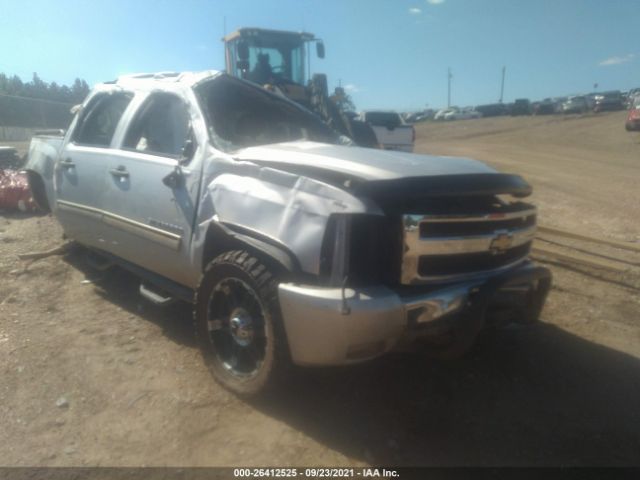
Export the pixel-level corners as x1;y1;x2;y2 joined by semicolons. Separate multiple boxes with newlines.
426;0;445;5
599;53;635;66
408;7;422;15
343;84;360;93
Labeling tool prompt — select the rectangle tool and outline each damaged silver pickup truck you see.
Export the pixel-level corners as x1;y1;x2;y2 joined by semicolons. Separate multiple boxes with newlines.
26;71;551;395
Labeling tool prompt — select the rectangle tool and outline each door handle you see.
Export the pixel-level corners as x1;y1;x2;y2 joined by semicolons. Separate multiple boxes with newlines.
109;166;130;178
60;158;75;168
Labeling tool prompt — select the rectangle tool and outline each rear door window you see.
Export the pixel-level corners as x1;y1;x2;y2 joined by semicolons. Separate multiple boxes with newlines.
73;93;132;147
123;93;192;159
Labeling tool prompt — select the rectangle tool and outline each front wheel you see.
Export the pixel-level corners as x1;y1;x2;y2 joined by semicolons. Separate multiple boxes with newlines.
194;250;290;396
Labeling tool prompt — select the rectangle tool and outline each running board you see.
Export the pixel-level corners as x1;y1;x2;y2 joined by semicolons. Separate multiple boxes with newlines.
139;283;176;307
84;247;194;303
85;250;114;271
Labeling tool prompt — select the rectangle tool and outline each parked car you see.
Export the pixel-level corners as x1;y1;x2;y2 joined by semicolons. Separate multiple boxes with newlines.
359;110;415;152
405;110;434;123
626;89;640;108
593;91;625;112
561;96;589;114
551;97;568;114
584;93;599;110
475;103;509;117
532;99;555;115
511;99;531;116
625;95;640;131
403;112;423;123
25;71;551;396
421;109;436;120
443;107;482;121
434;107;457;121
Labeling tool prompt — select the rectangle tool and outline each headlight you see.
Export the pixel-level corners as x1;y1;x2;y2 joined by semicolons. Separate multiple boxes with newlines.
319;214;399;287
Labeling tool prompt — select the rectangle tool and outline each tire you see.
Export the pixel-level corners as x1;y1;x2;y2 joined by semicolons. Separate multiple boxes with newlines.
25;171;50;213
194;250;290;396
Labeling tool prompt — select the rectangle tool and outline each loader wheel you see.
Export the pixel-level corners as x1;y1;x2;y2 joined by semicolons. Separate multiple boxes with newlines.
194;250;289;396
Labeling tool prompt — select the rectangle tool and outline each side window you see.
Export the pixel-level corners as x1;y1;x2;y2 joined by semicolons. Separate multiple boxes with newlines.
73;93;132;147
123;93;192;159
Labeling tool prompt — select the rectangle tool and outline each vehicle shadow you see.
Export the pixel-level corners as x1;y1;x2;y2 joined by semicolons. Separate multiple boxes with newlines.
62;250;640;466
253;324;640;466
64;249;196;348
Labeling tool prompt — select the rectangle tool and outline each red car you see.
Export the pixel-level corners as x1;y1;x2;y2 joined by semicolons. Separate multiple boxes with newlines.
625;95;640;131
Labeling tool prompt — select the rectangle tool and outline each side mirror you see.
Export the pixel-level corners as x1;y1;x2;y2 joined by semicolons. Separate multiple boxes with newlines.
316;41;325;59
162;165;185;189
237;40;249;61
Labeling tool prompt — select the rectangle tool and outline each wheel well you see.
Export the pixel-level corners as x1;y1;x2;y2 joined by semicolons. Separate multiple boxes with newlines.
25;171;50;213
201;221;299;280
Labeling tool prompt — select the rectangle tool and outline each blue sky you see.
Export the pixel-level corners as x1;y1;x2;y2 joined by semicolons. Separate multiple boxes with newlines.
1;0;638;110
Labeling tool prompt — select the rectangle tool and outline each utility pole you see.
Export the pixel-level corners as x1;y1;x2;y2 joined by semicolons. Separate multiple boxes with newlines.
447;68;452;108
499;66;506;103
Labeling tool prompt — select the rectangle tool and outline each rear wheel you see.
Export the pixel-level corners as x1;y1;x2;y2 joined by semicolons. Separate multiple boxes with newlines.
194;250;289;396
26;171;50;213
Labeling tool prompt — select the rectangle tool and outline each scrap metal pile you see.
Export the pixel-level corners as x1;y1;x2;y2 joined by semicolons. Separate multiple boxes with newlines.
0;147;38;212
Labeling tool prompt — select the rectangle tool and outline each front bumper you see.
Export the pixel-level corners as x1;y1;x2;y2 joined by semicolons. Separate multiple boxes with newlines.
278;262;551;366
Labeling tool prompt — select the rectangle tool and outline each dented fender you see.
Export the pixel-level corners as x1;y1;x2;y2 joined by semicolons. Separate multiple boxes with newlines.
195;166;382;275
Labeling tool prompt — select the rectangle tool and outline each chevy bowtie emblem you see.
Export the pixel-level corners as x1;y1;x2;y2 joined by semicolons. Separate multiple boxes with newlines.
490;233;513;254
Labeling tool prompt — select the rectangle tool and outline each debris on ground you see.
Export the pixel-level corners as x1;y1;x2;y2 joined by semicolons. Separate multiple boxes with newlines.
0;147;24;170
0;169;38;213
17;242;75;262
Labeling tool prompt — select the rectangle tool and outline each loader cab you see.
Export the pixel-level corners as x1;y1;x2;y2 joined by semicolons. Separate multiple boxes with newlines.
223;28;324;88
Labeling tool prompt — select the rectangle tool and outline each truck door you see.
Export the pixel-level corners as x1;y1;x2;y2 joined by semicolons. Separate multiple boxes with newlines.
100;92;201;287
55;92;133;247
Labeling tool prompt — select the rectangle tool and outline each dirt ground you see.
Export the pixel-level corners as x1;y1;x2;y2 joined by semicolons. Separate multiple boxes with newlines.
1;112;639;467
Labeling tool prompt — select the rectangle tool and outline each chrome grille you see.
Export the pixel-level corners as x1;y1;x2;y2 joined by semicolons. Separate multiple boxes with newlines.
401;206;536;284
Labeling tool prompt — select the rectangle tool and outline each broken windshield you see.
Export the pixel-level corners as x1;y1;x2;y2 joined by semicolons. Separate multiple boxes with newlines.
196;75;340;152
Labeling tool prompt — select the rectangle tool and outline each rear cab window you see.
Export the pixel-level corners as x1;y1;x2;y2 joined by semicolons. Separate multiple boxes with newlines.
363;112;402;128
122;93;193;160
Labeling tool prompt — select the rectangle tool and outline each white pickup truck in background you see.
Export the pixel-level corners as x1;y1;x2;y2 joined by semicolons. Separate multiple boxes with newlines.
358;111;415;152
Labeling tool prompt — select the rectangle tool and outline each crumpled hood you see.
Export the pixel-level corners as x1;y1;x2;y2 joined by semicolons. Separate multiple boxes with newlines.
233;141;497;181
